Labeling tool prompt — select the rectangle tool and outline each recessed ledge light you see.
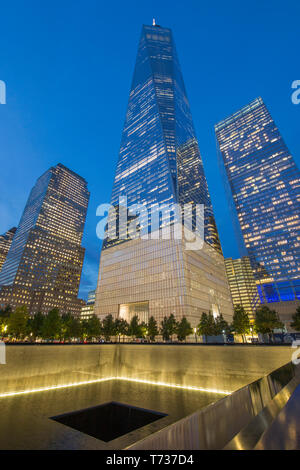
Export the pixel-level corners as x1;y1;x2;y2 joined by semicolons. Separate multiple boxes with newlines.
0;377;232;399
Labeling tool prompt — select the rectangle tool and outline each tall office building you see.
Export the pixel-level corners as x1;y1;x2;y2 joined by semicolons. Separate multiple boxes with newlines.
95;23;233;326
80;289;96;320
0;227;16;272
0;164;89;315
215;98;300;305
225;257;260;321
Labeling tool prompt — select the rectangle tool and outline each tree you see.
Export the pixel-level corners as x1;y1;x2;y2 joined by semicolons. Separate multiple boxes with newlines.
0;305;12;336
69;315;81;340
101;314;115;341
147;316;159;342
61;312;73;341
86;315;101;341
28;312;45;341
114;318;129;342
160;314;177;342
215;314;230;336
232;305;250;343
291;306;300;332
60;313;81;341
140;321;148;339
197;312;216;343
80;319;89;341
176;317;193;342
128;315;143;339
255;305;284;342
42;308;62;341
8;305;29;340
0;305;12;320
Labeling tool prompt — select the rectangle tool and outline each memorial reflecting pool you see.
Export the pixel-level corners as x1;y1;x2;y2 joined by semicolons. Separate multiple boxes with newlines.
0;344;295;449
0;379;224;449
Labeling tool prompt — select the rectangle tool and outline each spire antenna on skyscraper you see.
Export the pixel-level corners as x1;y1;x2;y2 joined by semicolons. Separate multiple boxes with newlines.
152;18;156;26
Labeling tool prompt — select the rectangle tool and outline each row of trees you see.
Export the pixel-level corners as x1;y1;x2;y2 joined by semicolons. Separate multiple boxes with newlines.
199;305;284;343
0;306;193;342
1;304;299;343
198;304;300;342
232;304;300;341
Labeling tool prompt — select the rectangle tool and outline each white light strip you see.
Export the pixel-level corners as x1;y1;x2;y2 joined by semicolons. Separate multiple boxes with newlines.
0;377;232;398
115;377;231;395
0;377;115;398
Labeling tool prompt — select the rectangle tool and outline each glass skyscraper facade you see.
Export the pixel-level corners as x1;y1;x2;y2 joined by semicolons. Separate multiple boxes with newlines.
0;227;16;273
80;289;96;320
104;23;221;253
95;24;233;326
224;257;260;321
215;98;300;304
0;164;89;314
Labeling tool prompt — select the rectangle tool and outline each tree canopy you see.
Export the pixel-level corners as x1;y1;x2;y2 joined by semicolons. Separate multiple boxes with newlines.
147;316;159;341
8;305;29;340
232;305;251;342
254;305;284;340
176;317;193;342
197;312;216;340
28;312;45;340
160;314;177;341
101;314;115;341
114;318;129;341
42;308;62;340
291;306;300;332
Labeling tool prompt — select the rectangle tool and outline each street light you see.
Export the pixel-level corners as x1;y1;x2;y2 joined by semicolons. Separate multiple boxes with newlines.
222;329;226;343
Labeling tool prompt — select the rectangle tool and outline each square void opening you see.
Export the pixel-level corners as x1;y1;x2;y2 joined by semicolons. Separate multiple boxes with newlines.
51;401;167;442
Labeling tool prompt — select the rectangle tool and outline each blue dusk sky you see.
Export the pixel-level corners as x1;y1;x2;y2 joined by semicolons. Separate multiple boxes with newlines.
0;0;299;299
